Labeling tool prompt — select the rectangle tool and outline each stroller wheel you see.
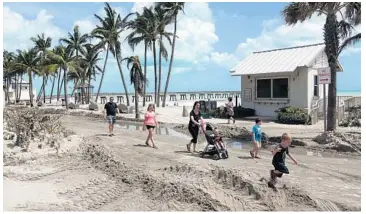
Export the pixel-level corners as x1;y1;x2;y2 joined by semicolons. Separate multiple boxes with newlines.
199;152;204;158
224;151;229;159
213;154;220;160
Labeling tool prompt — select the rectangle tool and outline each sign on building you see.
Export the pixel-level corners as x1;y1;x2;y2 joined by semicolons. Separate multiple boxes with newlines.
317;67;331;84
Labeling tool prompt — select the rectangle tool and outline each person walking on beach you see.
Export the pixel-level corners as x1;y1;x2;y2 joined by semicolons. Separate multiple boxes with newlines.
225;97;235;124
143;104;158;149
268;133;298;190
250;118;262;158
187;101;203;153
104;97;118;137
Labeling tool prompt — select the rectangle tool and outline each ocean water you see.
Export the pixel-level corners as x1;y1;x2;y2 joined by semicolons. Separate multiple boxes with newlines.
337;90;361;96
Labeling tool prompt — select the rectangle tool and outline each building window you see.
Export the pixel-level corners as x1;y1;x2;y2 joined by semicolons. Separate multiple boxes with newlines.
314;75;319;96
273;78;288;98
257;79;271;98
256;78;289;99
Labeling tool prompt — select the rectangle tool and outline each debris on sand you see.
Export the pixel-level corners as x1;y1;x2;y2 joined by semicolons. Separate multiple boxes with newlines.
3;107;74;153
339;106;361;127
314;131;361;153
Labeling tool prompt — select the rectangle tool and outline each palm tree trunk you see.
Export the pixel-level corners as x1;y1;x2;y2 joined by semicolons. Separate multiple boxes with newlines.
81;79;85;104
70;79;78;98
116;54;130;106
5;78;10;103
37;79;44;102
135;85;139;119
152;40;158;104
324;14;339;131
49;75;56;103
18;74;23;101
163;15;177;108
87;73;92;104
14;74;18;103
8;78;12;103
143;42;147;107
157;35;163;107
28;71;34;107
56;68;61;101
43;76;48;103
63;69;69;109
58;73;64;100
95;48;109;102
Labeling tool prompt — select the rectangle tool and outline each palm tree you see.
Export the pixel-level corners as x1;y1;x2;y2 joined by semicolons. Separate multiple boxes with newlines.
140;7;160;105
123;56;145;119
60;25;90;99
282;2;361;131
31;33;52;103
14;49;41;107
156;2;185;107
81;44;103;104
126;11;153;107
3;51;16;103
45;46;82;109
154;5;174;107
92;2;131;106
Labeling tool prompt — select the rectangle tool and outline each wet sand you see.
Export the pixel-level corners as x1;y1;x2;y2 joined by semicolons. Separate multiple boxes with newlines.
3;115;361;211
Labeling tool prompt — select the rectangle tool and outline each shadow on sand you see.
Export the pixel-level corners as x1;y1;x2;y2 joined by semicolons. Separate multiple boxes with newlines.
133;144;149;148
94;134;110;137
174;151;214;160
237;156;256;160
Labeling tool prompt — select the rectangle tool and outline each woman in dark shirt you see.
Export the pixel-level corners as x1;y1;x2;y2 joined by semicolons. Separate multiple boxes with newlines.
187;101;203;153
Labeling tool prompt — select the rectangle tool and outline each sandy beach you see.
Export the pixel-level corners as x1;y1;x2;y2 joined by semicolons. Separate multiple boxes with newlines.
3;107;361;211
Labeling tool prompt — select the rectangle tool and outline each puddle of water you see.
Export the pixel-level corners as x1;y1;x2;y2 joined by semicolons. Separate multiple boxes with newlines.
114;121;191;140
88;117;358;161
224;139;355;160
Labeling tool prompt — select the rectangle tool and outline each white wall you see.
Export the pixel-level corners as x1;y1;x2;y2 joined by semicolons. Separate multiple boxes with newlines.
240;69;309;117
289;67;308;109
307;68;328;110
6;88;36;102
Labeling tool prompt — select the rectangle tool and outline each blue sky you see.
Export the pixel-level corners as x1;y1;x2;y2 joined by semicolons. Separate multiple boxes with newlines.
3;2;361;95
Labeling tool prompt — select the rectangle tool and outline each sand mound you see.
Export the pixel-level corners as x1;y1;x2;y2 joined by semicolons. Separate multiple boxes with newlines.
314;132;361;153
80;141;347;211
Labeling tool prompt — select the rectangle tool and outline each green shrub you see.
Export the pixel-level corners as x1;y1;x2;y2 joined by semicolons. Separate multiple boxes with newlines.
234;106;255;118
275;106;310;125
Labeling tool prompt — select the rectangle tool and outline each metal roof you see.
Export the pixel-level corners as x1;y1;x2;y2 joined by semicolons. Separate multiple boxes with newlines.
230;43;333;76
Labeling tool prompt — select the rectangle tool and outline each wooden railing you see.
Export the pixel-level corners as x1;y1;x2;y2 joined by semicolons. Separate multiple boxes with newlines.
309;96;359;125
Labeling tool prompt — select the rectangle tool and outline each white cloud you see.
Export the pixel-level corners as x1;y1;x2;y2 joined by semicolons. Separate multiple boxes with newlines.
3;6;64;51
118;2;219;72
131;2;154;13
218;11;360;69
210;52;239;69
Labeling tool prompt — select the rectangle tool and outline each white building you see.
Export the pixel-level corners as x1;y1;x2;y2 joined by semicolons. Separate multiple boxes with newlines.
230;43;343;117
4;82;36;103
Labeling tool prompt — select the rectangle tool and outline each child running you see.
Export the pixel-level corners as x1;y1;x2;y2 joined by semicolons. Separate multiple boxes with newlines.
268;133;298;189
250;118;262;159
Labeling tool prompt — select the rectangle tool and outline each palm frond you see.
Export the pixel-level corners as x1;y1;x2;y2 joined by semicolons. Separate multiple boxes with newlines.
338;33;361;55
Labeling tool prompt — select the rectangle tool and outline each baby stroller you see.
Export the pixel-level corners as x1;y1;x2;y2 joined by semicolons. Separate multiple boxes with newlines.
199;123;229;160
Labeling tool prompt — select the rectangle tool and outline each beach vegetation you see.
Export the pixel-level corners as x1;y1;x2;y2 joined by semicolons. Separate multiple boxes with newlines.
275;106;311;125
